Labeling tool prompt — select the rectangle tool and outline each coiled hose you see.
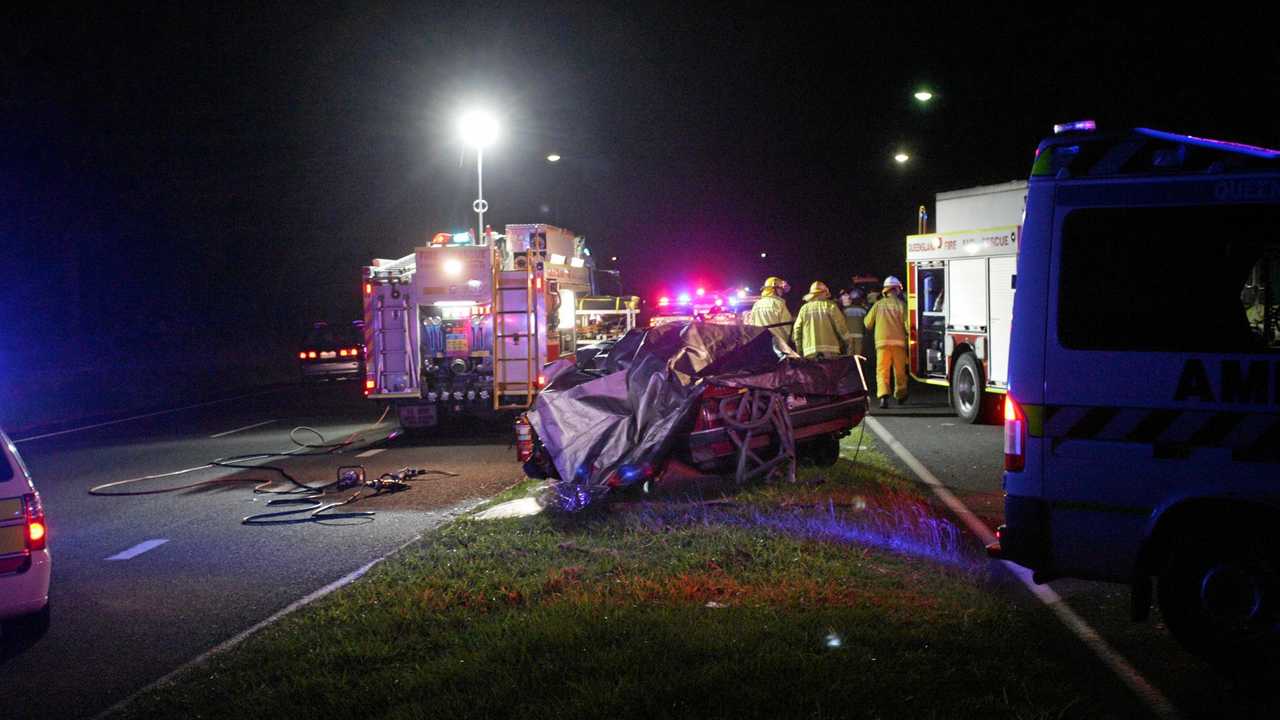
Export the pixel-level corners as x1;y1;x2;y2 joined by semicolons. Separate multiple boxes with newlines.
717;388;796;484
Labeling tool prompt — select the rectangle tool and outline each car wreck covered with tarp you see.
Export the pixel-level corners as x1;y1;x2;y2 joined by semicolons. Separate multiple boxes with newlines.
516;322;869;510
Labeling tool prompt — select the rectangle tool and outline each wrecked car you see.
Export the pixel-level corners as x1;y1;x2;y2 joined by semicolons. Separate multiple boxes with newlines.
515;322;869;509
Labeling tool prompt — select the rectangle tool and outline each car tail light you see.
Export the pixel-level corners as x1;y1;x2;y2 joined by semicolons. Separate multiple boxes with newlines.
308;351;318;359
537;375;546;387
1004;395;1026;472
339;349;349;357
298;352;307;359
515;416;534;463
24;493;46;551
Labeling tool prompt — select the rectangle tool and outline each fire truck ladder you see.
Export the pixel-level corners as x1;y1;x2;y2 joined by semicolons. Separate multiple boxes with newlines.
491;248;540;410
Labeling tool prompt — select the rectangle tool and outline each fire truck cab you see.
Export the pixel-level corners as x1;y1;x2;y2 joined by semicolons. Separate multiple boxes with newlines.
906;181;1026;423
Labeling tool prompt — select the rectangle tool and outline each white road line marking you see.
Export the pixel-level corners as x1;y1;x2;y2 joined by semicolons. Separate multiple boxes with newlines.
863;416;1181;720
355;448;386;458
92;497;487;720
13;387;289;444
105;539;170;561
210;419;278;438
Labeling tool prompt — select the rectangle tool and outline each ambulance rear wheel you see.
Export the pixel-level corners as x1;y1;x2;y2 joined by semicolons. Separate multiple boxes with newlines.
1158;526;1280;672
951;353;985;424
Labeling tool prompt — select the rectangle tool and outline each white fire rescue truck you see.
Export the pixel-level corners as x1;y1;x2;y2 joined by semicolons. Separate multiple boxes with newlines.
362;225;636;428
905;181;1026;423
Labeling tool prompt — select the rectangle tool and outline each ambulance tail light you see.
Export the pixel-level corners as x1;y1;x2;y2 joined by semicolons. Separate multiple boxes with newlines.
1004;395;1026;472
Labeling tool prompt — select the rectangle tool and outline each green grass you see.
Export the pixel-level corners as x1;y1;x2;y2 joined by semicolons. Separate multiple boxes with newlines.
112;434;1147;720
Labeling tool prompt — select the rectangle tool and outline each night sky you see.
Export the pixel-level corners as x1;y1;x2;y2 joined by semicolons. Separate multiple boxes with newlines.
5;3;1278;364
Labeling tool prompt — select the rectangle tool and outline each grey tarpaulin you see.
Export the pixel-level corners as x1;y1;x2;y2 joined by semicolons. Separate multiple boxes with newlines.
525;322;865;509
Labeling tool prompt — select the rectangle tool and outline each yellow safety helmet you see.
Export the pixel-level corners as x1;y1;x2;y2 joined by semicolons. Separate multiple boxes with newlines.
761;276;790;295
802;281;831;302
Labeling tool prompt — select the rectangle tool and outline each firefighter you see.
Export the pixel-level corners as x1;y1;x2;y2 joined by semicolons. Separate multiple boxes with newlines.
749;276;794;345
863;275;909;408
792;281;851;359
839;289;868;358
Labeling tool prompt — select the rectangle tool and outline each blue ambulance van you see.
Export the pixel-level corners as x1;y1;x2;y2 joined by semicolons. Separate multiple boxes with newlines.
990;122;1280;669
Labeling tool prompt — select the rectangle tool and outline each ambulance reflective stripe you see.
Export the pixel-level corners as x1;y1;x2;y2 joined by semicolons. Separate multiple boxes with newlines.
1024;404;1280;462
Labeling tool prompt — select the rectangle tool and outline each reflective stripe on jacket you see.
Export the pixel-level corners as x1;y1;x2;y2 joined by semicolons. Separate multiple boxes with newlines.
792;299;850;358
748;295;793;341
864;295;908;349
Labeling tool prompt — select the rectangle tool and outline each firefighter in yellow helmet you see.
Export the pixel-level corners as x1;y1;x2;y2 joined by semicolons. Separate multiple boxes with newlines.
791;281;852;360
748;276;794;346
863;275;909;408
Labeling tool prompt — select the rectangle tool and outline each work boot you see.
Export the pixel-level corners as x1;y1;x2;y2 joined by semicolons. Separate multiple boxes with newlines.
878;397;889;409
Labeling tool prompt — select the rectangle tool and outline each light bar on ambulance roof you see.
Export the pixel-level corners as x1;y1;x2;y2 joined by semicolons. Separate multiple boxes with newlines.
696;287;705;297
1134;128;1280;159
677;293;692;305
1053;119;1097;134
658;296;670;307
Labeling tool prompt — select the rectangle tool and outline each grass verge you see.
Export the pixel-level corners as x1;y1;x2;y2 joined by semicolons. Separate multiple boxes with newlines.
111;432;1147;720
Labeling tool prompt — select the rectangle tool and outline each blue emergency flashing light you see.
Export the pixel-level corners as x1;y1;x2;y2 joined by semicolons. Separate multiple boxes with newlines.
1053;119;1097;134
678;293;692;305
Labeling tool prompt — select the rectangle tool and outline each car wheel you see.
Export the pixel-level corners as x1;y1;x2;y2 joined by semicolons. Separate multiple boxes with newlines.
1158;526;1280;672
800;434;841;467
951;353;985;424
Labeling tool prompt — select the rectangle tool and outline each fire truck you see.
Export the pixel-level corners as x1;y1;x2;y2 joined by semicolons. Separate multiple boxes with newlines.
362;225;636;429
905;181;1026;423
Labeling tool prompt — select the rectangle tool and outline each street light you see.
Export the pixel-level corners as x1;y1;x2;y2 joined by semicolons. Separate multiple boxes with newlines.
914;90;933;103
457;109;500;242
546;153;561;163
894;152;910;164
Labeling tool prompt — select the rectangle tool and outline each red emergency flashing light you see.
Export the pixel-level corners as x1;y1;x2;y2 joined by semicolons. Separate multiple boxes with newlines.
364;283;372;295
308;351;318;359
339;349;348;357
298;352;307;360
696;287;706;297
365;379;375;389
1004;395;1026;472
658;296;670;307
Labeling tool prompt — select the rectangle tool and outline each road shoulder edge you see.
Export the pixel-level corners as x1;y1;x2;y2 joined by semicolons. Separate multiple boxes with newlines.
92;497;487;720
864;416;1180;720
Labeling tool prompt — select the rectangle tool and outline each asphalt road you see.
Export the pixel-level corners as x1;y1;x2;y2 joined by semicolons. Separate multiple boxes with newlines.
6;378;1276;719
1;381;522;720
871;382;1280;719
